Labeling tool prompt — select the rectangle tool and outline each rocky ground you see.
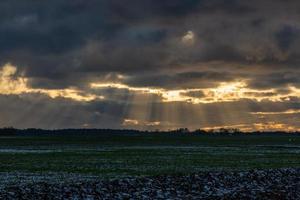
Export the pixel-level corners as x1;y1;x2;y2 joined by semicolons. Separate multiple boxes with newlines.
0;168;299;199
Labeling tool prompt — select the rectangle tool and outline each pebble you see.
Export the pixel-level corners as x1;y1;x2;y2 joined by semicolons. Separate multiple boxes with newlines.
0;168;299;199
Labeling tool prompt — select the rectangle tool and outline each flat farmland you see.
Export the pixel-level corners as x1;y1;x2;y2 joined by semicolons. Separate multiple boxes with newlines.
0;134;300;177
1;133;300;199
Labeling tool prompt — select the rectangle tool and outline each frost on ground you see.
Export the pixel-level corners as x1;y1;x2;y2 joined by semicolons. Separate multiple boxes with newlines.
0;172;102;188
0;149;63;153
0;168;299;200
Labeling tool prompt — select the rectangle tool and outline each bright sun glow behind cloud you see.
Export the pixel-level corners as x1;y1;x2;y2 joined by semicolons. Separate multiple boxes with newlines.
90;80;294;104
2;63;298;105
0;63;102;102
3;63;300;131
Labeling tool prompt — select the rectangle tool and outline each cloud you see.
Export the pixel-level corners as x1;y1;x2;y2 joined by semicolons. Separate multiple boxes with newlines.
0;63;28;95
0;63;102;101
275;25;299;52
182;31;195;46
0;93;125;129
180;91;205;98
1;0;300;130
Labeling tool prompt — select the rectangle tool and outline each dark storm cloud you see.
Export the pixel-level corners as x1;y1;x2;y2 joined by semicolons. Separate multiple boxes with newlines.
275;25;299;52
0;0;200;55
247;71;300;89
124;71;235;89
0;0;255;88
0;1;298;86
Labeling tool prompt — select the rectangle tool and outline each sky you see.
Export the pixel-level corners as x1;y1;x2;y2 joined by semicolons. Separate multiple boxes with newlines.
1;0;300;131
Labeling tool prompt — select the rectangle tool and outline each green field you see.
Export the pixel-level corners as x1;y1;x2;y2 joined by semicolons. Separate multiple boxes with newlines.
0;134;300;177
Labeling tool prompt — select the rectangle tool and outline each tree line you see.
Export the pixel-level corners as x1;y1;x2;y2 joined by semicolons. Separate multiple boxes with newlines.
0;127;299;136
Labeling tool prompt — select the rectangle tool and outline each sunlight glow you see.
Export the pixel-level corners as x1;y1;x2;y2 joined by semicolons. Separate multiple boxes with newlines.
91;80;299;104
211;81;246;97
122;119;139;126
253;122;299;132
202;122;300;132
4;63;300;131
0;64;101;102
182;30;195;45
0;63;28;94
251;109;300;115
122;118;161;127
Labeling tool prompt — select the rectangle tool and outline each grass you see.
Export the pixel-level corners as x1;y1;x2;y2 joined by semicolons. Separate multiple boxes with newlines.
0;134;300;177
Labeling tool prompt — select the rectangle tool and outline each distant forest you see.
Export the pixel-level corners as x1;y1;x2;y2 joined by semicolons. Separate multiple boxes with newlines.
0;127;299;136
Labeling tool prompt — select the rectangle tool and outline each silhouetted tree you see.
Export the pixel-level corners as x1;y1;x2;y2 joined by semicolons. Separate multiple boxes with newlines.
0;127;17;135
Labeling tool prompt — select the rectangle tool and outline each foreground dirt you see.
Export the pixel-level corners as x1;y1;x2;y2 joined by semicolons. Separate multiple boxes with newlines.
0;168;300;199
